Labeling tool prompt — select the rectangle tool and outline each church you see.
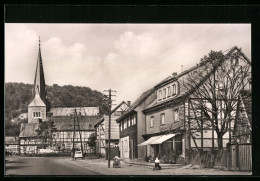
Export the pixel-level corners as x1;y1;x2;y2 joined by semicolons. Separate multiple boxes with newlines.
19;39;101;154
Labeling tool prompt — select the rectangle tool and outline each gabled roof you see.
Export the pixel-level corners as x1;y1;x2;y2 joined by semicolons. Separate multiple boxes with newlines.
94;101;129;127
111;101;129;114
19;123;39;138
116;88;155;123
28;91;46;107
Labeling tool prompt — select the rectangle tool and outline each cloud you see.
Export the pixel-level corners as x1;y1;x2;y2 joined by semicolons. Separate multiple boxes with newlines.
5;24;251;106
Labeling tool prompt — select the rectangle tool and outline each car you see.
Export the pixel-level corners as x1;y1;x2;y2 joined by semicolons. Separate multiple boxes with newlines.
74;151;83;159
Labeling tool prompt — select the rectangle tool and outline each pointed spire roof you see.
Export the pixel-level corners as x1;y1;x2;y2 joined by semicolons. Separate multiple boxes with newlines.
32;37;47;105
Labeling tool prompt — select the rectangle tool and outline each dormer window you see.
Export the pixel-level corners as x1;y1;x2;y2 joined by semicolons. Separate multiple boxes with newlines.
172;84;177;95
167;86;171;97
158;90;162;101
163;88;166;99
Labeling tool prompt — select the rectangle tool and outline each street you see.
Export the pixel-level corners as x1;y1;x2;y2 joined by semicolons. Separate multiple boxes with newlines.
5;155;101;175
5;155;251;176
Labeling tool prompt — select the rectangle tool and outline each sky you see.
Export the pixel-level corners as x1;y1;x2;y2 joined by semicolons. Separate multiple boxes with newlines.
5;24;251;107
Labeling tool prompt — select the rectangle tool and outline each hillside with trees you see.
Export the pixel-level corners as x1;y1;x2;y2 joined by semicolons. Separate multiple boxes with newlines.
5;82;107;136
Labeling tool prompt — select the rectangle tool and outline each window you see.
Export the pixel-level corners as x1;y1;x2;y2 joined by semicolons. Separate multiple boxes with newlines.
56;133;60;138
33;111;41;118
174;109;179;121
158;90;162;100
124;119;127;129
120;122;122;131
128;117;131;127
167;86;171;97
160;113;165;125
133;115;136;125
172;84;176;95
163;88;166;99
150;116;154;127
67;132;70;138
131;116;134;125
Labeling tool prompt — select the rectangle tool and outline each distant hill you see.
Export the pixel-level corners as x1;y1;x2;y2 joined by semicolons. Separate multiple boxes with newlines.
5;82;108;136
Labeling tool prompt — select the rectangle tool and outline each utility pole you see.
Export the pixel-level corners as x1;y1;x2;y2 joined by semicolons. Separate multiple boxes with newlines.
75;109;84;158
104;89;116;168
72;111;76;160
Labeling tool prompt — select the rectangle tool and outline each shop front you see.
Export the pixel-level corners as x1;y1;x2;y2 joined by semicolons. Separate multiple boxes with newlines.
139;133;185;164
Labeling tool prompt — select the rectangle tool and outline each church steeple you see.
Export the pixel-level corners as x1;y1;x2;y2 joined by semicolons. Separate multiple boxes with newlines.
28;38;48;123
33;37;47;105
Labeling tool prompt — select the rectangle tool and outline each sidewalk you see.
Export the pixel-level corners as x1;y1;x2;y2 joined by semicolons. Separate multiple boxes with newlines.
59;157;252;175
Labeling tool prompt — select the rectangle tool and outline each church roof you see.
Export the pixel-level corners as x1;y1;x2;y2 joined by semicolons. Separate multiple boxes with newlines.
28;91;46;107
32;38;47;105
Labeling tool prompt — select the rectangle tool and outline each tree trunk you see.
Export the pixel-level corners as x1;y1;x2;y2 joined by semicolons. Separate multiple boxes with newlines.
217;134;223;150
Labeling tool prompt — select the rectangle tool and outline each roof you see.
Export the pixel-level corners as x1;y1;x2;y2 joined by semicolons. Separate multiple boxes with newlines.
52;116;100;131
94;101;129;127
144;46;250;113
19;123;39;138
116;88;155;123
49;107;99;116
28;92;46;107
33;41;47;105
5;137;19;145
111;101;128;114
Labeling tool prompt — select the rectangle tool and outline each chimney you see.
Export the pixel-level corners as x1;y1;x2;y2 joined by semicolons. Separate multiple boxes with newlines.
127;101;131;106
172;72;178;77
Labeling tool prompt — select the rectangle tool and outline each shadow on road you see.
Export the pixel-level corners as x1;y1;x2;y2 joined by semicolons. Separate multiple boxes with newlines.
5;161;26;164
6;165;31;170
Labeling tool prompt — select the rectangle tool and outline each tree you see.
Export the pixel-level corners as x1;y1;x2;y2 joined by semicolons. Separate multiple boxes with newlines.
182;48;251;149
35;119;55;149
87;133;96;154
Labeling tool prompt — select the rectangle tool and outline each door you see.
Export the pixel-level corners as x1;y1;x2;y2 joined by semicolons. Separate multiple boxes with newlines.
129;139;134;160
230;144;237;170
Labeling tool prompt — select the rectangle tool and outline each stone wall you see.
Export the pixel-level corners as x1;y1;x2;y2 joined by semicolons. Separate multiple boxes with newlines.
28;106;46;123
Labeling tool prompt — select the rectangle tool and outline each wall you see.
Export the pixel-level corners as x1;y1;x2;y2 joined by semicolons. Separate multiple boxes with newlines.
136;91;157;161
104;115;120;140
145;107;174;135
120;116;137;159
28;106;46;123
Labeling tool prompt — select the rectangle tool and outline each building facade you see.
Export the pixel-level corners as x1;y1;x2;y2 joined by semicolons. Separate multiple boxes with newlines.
117;89;156;161
5;137;19;154
94;101;129;155
139;46;251;164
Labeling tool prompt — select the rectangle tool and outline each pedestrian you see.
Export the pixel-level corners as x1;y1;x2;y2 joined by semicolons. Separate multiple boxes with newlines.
153;157;161;170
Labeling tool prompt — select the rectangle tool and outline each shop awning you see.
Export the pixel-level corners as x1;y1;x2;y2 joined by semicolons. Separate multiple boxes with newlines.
149;134;175;145
137;135;163;146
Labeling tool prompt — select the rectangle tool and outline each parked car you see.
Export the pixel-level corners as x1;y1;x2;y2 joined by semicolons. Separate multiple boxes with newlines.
74;151;83;159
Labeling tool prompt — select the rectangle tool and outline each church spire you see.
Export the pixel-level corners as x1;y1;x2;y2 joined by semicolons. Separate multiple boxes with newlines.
33;37;47;105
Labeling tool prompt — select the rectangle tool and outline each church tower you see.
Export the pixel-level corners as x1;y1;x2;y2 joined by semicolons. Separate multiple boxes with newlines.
28;38;48;123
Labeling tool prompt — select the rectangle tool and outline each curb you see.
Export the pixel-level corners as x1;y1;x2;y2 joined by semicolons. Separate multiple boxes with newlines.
123;161;184;169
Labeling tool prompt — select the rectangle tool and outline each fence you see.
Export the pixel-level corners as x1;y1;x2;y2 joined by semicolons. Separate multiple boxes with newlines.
226;143;252;171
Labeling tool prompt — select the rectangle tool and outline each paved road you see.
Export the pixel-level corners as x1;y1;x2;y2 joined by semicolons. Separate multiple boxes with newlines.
5;156;101;175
